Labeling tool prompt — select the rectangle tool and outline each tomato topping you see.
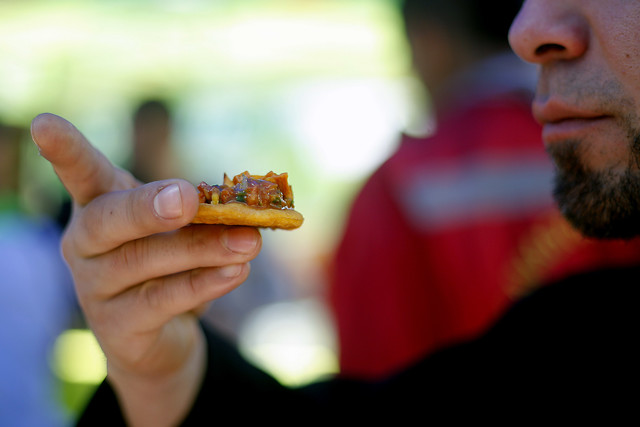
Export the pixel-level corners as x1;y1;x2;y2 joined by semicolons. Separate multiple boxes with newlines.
197;171;295;210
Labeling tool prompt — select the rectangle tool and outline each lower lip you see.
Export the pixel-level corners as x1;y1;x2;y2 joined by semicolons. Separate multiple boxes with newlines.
542;116;611;144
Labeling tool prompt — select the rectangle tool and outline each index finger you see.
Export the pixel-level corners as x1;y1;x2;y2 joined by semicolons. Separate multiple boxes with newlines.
30;113;137;205
66;179;200;258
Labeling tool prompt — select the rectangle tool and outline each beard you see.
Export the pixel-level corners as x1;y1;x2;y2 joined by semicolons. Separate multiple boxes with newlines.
548;136;640;239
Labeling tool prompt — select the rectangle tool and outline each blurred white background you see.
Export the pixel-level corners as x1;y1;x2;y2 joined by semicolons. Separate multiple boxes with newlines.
0;0;428;419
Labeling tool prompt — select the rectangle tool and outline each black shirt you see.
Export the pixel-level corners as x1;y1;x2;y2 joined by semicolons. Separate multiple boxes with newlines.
77;265;640;424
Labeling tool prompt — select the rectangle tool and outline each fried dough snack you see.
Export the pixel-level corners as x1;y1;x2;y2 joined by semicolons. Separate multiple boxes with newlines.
192;171;304;230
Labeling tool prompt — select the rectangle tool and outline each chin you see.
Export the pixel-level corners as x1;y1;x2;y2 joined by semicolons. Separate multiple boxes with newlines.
557;190;640;239
550;139;640;239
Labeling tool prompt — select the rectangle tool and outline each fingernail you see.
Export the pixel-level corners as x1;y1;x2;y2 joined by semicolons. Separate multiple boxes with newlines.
29;124;42;154
222;227;259;254
219;264;243;278
154;184;183;219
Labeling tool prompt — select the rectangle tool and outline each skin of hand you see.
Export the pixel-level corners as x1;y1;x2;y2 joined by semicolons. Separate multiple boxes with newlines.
31;113;262;426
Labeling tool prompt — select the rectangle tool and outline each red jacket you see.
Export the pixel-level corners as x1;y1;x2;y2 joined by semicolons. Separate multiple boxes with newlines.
329;91;640;379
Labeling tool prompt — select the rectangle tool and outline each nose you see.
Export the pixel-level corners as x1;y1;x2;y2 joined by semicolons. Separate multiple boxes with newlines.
508;0;589;64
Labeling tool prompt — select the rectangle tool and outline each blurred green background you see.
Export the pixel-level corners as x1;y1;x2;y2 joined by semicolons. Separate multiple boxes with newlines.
1;0;428;420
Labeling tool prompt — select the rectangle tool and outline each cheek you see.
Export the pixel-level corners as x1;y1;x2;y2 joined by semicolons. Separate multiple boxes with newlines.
600;8;640;94
575;122;633;171
613;44;640;95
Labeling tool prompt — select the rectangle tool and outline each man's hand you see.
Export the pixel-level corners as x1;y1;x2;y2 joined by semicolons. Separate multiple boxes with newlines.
31;113;262;426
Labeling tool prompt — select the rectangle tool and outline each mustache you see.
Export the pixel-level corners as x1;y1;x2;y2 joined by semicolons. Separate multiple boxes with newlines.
535;67;634;117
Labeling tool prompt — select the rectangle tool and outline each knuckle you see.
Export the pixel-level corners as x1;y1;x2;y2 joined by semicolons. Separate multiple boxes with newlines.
109;239;148;276
139;280;167;313
124;189;144;230
140;270;205;315
186;226;217;257
186;269;201;302
78;200;112;249
139;274;193;315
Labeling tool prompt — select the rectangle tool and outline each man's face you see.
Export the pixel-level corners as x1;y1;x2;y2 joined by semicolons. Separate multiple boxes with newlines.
509;0;640;238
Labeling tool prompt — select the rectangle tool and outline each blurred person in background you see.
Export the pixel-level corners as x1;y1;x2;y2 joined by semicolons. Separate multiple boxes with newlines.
0;121;77;426
129;99;180;184
329;0;640;380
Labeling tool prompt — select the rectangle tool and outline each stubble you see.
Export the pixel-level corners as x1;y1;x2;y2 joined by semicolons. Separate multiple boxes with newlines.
549;132;640;239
